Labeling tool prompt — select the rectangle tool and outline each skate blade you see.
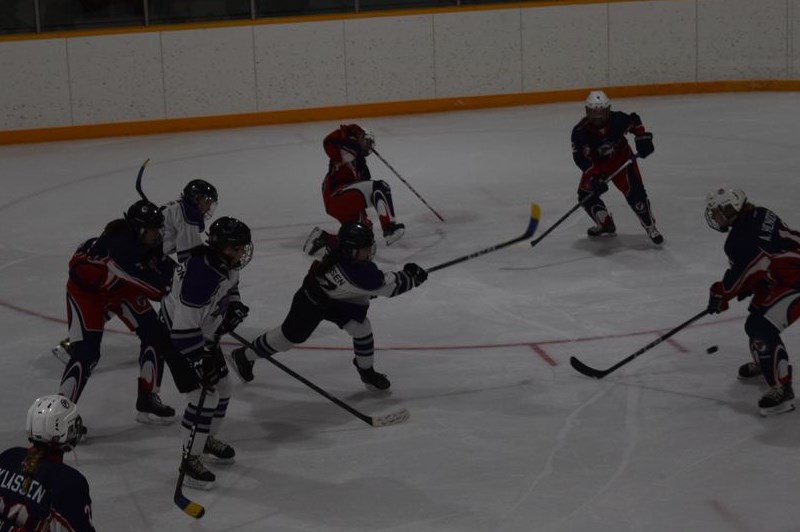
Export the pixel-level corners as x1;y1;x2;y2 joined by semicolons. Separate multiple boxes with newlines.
183;477;214;491
759;402;795;417
202;454;235;465
136;412;176;425
51;346;70;364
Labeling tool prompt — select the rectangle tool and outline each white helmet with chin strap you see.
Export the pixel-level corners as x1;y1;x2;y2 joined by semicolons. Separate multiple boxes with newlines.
585;90;610;126
705;188;747;232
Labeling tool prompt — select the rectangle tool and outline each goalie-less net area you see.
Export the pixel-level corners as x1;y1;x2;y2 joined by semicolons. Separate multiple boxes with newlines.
1;92;799;531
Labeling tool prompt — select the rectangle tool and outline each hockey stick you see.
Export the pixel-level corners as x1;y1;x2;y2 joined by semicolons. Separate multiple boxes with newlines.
529;155;637;248
135;158;151;202
426;203;540;274
174;386;208;519
372;148;446;222
229;332;410;428
569;309;710;379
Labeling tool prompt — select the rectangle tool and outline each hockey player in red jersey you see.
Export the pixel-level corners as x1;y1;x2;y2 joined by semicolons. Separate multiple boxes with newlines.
303;124;405;255
58;199;178;424
705;188;800;416
571;90;662;244
0;396;95;531
233;222;427;391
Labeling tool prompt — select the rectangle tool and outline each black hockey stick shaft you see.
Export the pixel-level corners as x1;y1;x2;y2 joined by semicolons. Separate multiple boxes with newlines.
569;309;710;379
174;386;208;518
530;155;637;248
229;332;397;427
372;148;446;222
135;158;151;202
427;203;540;273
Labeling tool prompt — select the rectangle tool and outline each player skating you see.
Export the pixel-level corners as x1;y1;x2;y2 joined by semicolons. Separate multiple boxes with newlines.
705;188;800;416
234;222;427;390
304;124;405;255
571;90;662;244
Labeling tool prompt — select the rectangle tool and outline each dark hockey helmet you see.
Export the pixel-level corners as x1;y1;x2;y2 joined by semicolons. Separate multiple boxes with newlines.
182;179;218;220
337;222;376;261
207;216;253;269
125;199;164;236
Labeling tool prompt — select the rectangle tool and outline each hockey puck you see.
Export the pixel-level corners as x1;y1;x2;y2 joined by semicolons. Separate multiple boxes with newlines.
706;345;719;354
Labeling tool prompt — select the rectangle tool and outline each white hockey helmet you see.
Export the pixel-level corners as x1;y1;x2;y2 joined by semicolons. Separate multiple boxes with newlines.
26;395;83;451
705;188;747;232
585;90;610;126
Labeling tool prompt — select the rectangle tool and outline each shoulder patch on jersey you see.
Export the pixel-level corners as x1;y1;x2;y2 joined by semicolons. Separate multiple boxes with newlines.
179;255;225;307
338;261;385;291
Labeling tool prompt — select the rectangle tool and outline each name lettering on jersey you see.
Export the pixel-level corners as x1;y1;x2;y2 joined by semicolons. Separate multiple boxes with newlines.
0;468;45;504
760;211;777;242
329;268;346;287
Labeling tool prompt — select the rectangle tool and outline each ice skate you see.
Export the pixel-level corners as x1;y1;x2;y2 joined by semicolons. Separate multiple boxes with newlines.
183;454;215;490
645;224;664;244
758;382;795;416
51;338;72;364
136;379;176;425
353;358;391;391
203;435;235;465
303;226;330;256
737;361;762;380
587;220;616;237
229;347;255;383
382;222;405;246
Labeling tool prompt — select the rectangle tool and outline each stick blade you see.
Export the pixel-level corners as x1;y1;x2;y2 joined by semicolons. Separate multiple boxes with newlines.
569;356;608;379
523;203;541;238
370;408;410;427
174;492;205;519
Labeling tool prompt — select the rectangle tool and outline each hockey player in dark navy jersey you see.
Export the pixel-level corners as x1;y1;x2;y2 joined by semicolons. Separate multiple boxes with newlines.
58;199;177;424
705;188;800;416
161;216;252;489
571;90;662;244
0;395;94;532
231;222;427;391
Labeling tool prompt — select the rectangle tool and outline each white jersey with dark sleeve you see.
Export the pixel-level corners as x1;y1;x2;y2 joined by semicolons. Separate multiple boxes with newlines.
316;260;416;305
161;251;241;355
161;200;206;262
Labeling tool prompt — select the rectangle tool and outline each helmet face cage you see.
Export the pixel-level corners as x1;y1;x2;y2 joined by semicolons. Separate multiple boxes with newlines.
337;222;376;261
705;188;747;232
342;124;373;155
207;216;253;269
183;180;219;220
585;90;610;126
26;395;83;452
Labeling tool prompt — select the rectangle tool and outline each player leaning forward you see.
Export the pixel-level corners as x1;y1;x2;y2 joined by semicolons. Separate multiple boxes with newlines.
705;188;800;416
232;222;427;391
160;217;252;489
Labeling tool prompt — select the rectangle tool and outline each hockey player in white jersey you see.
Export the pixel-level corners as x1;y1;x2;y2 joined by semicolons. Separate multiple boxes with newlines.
161;179;218;261
160;216;251;489
230;222;427;391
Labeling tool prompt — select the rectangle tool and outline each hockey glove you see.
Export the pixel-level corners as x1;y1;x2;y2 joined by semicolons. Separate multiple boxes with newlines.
403;263;428;287
635;132;655;159
707;282;729;314
187;348;221;388
589;175;609;196
218;301;249;336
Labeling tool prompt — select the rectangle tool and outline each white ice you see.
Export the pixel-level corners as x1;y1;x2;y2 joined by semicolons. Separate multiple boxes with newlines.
1;92;800;532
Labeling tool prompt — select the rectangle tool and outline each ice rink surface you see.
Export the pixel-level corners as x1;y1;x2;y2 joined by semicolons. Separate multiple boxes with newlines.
1;92;800;531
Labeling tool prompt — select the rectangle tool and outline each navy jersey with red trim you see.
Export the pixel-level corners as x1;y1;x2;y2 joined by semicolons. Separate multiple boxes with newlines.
68;226;172;301
571;111;646;174
0;447;94;532
719;206;800;298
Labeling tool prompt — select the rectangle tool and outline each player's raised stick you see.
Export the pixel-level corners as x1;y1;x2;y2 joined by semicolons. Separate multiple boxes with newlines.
135;158;151;202
372;148;445;222
569;309;710;379
426;203;540;273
